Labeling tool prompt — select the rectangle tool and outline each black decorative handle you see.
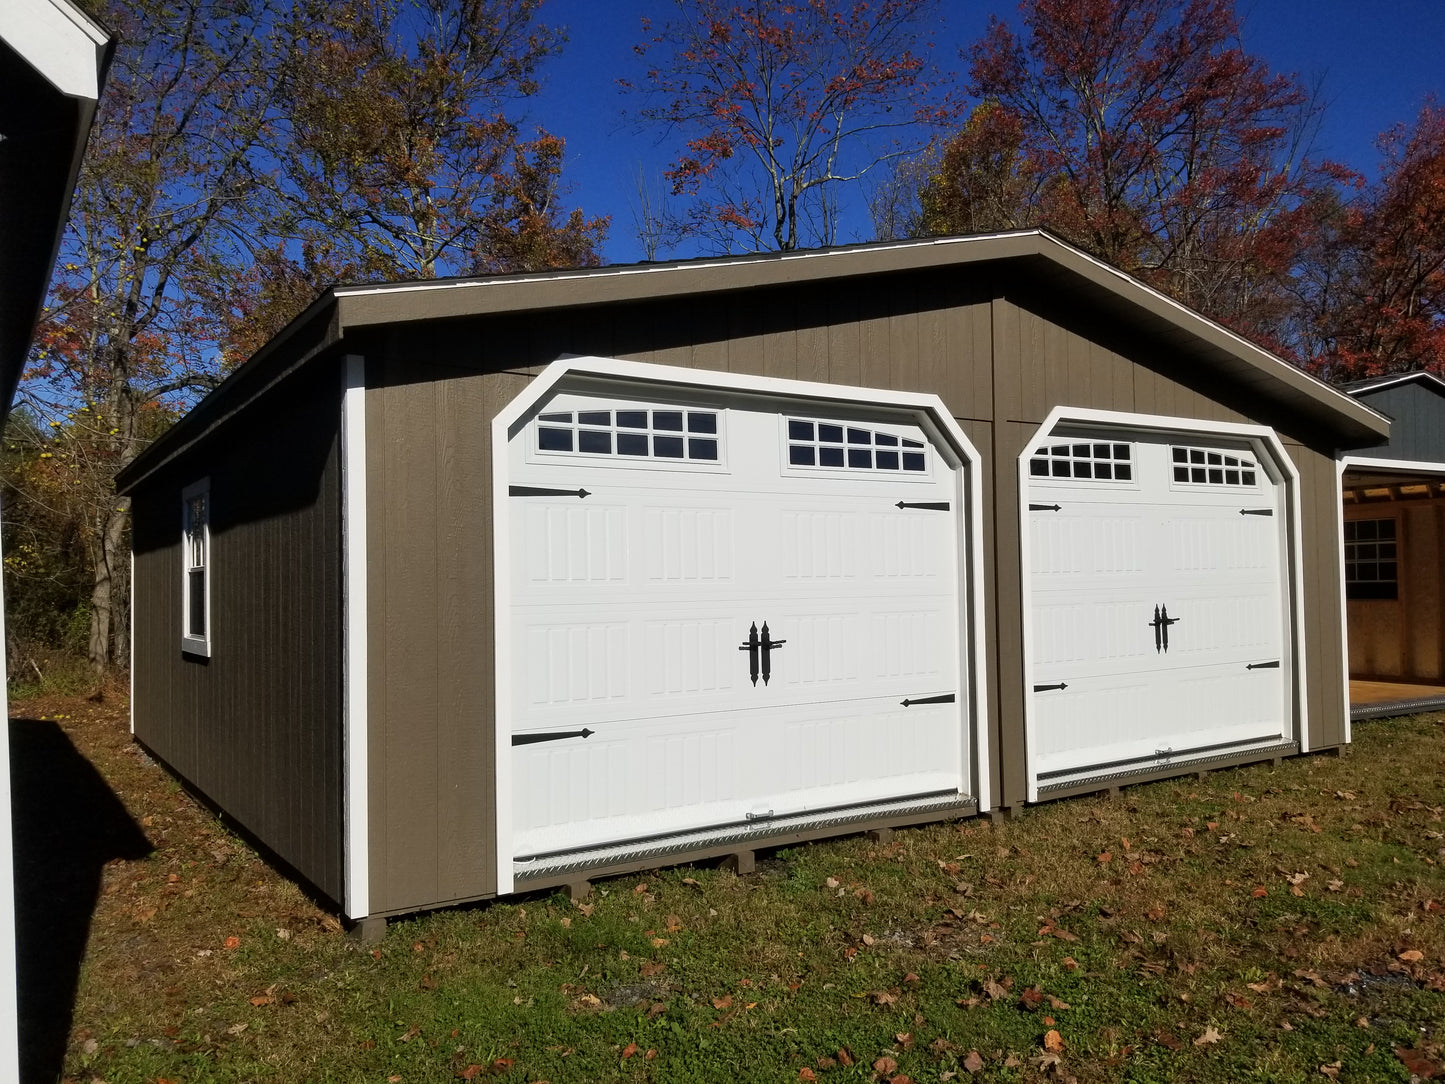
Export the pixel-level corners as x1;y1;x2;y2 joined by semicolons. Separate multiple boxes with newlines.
1246;660;1281;670
1148;604;1181;652
896;501;951;511
739;622;760;686
760;621;786;686
513;728;594;746
901;693;956;706
1033;682;1069;692
509;485;591;499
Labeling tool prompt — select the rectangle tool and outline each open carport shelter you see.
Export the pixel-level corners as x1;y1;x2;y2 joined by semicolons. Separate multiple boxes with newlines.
116;230;1389;928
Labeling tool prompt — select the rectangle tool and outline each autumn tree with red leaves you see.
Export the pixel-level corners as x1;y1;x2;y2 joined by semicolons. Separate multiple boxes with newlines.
1296;101;1445;380
914;0;1335;342
627;0;951;253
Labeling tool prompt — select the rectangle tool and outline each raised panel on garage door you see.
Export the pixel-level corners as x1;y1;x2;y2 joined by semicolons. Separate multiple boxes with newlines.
1027;433;1288;792
508;390;965;859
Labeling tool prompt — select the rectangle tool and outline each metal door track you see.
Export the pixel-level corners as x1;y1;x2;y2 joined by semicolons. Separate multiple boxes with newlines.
513;791;977;881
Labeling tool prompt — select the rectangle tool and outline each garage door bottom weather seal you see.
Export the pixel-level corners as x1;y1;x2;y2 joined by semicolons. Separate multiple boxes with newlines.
1036;738;1299;797
513;791;977;882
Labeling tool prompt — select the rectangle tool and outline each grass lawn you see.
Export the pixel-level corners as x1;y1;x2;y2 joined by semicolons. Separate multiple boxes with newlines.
16;691;1445;1084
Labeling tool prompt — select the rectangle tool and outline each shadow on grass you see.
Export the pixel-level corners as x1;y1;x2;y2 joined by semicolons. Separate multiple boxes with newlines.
9;717;151;1084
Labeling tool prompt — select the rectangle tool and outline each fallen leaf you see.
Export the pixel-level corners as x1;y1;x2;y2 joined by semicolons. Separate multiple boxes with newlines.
224;935;240;949
798;1070;816;1081
1062;956;1078;970
1032;1052;1062;1070
1020;988;1044;1011
1395;1047;1441;1078
1194;1027;1222;1046
1155;1029;1183;1051
1047;995;1071;1010
982;979;1009;1000
633;882;648;895
963;1050;984;1073
1251;886;1268;898
456;1065;484;1080
1319;1061;1341;1079
712;996;733;1010
646;1001;666;1019
651;937;668;948
1097;852;1112;864
621;1042;639;1060
665;915;683;933
399;1024;421;1043
249;995;273;1007
874;1056;898;1074
869;990;898;1006
837;1047;854;1067
1398;949;1425;963
1043;1029;1064;1052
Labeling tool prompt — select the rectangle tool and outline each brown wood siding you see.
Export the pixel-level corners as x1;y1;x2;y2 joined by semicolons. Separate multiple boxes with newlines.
131;359;344;903
1290;445;1349;748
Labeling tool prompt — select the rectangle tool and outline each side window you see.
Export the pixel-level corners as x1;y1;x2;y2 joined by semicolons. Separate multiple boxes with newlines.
1344;518;1398;601
182;478;211;656
1029;441;1133;481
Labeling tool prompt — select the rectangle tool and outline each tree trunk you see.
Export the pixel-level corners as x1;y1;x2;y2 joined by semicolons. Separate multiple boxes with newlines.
87;501;130;673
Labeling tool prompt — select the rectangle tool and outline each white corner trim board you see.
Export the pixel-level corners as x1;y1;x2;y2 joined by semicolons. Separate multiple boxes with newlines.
1340;454;1445;477
340;355;370;919
1017;406;1309;803
491;354;990;895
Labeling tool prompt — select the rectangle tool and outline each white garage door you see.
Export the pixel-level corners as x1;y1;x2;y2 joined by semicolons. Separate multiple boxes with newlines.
1026;430;1290;794
506;387;967;860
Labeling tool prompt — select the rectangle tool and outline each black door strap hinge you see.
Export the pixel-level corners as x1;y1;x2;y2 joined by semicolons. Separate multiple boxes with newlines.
1033;682;1069;692
900;693;956;707
510;485;591;499
1029;503;1062;511
896;500;951;511
1246;660;1281;670
1240;508;1273;516
513;728;595;746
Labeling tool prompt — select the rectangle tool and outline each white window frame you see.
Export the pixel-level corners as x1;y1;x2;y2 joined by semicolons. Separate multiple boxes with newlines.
181;477;211;657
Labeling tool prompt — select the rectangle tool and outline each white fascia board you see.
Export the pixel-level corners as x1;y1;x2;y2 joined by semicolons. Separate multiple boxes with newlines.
1340;455;1445;477
1347;372;1445;398
1016;406;1309;801
340;356;369;919
492;355;993;890
0;0;108;99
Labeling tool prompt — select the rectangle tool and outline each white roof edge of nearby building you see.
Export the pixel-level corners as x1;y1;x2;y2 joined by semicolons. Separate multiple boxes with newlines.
0;0;110;99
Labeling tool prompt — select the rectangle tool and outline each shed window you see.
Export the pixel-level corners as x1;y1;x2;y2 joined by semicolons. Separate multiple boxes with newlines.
536;408;719;462
1029;442;1133;481
1344;518;1398;600
787;419;927;472
1170;446;1257;487
182;478;211;656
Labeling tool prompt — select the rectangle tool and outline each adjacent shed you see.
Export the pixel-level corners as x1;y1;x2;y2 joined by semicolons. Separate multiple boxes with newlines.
118;231;1388;924
1342;372;1445;684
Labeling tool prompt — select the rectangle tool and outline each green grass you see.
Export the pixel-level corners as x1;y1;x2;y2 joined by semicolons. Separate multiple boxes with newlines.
32;691;1445;1083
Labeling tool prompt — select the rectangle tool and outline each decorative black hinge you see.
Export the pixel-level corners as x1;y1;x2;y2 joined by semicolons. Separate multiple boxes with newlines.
1246;660;1281;670
1029;503;1062;512
512;728;594;746
900;693;956;707
738;622;760;686
510;485;591;499
1240;508;1273;516
1148;603;1180;652
896;500;951;511
1033;682;1069;692
759;621;786;685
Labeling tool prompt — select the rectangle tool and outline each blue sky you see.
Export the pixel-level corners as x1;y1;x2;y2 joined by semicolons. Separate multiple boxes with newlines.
528;0;1445;264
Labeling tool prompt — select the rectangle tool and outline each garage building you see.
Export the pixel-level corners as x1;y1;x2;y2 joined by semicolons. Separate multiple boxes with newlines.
117;230;1388;925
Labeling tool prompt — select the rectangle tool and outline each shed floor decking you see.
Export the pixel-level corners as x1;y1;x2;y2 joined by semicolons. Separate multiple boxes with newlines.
1349;679;1445;720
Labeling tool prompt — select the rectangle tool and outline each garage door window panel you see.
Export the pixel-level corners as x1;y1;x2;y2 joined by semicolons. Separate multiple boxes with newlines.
1030;442;1134;481
536;408;722;464
787;418;928;473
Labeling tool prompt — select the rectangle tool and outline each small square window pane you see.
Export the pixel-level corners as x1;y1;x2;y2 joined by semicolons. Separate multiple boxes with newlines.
820;446;845;467
1095;463;1113;479
653;411;684;431
618;433;649;455
1379;520;1397;539
1209;468;1224;483
1112;444;1128;460
848;428;871;445
1226;469;1240;485
1030;459;1049;476
578;411;610;425
539;412;572;423
1073;444;1090;457
876;450;900;470
688;413;718;434
788;419;814;440
617;410;648;429
848;448;872;468
1172;447;1187;462
1073;461;1093;478
903;438;924;449
1174;466;1189;482
1356;521;1377;540
876;433;898;446
1380;561;1397;580
1192;467;1206;482
1379;542;1397;559
654;435;685;457
819;424;844;443
579;430;612;453
1242;471;1256;485
1050;445;1068;457
790;445;816;466
1358;565;1378;581
688;438;718;460
539;427;573;451
1052;460;1070;477
1115;464;1132;480
1190;449;1206;464
1207;452;1223;465
1357;543;1377;560
903;453;926;472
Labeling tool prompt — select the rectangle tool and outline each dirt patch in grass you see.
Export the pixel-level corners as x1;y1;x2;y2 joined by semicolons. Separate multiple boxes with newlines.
16;692;1445;1083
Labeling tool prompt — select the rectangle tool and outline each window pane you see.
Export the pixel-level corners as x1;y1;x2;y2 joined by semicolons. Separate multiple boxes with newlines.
616;411;648;429
1030;459;1049;476
1191;467;1206;483
578;411;610;425
818;424;844;443
579;430;611;454
1094;462;1112;479
1114;444;1129;460
790;445;815;466
1226;470;1240;485
876;433;898;446
688;438;718;460
1073;444;1090;457
1052;460;1070;477
653;411;684;431
1073;461;1093;478
618;433;649;456
848;448;872;468
1242;471;1256;485
1208;468;1223;483
876;450;899;470
848;428;871;445
788;419;814;441
903;453;926;472
539;412;572;423
688;412;718;434
1115;464;1132;480
653;435;685;458
904;438;924;449
538;427;572;451
1172;447;1187;462
188;570;206;636
820;446;844;467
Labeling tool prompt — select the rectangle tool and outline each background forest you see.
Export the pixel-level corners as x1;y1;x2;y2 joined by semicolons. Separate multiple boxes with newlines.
5;0;1442;687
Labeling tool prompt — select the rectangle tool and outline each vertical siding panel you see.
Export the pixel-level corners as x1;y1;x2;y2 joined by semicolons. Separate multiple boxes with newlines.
763;298;798;380
916;282;950;405
970;301;993;422
890;299;920;393
795;291;829;386
827;294;861;387
993;299;1022;423
729;302;765;377
1016;308;1046;422
1042;317;1069;414
861;308;891;390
